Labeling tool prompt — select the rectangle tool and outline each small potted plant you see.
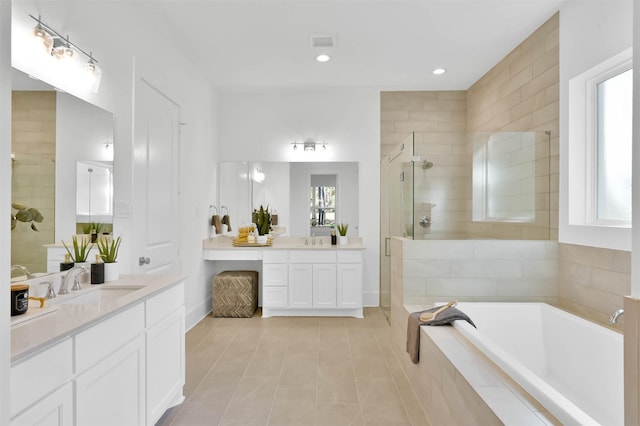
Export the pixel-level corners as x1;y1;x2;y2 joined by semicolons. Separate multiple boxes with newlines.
62;235;94;284
98;236;121;281
337;223;349;245
62;235;94;263
255;205;271;244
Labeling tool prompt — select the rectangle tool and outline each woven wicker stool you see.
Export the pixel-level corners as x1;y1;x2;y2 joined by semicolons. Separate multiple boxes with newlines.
212;270;258;318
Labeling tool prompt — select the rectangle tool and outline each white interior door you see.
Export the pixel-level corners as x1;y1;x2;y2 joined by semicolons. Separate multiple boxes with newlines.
133;78;180;274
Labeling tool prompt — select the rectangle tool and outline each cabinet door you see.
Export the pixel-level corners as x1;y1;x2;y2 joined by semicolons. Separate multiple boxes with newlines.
288;264;313;308
11;382;73;426
263;263;288;287
337;264;362;308
147;308;185;426
263;287;288;308
313;264;337;308
76;335;146;426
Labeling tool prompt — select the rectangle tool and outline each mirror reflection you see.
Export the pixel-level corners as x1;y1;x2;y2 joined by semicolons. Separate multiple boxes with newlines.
11;69;114;276
219;162;359;237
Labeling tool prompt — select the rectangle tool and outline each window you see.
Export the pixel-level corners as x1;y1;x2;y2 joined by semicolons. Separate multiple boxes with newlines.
309;174;336;227
595;68;632;223
563;47;632;250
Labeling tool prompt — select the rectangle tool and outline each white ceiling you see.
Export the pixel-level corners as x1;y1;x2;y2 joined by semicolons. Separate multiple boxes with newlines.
155;0;563;91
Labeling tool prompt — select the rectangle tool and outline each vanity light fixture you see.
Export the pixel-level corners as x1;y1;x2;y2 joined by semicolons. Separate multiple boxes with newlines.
291;139;328;152
104;140;112;150
28;14;102;92
32;17;53;54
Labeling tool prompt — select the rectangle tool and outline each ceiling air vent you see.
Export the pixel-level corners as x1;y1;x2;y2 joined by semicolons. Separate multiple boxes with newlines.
311;35;335;48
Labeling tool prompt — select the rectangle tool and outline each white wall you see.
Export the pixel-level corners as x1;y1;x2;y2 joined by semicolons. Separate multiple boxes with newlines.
559;1;633;250
11;1;218;329
218;89;381;305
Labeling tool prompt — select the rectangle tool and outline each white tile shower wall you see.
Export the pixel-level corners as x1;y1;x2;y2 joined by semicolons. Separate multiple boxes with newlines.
401;239;558;306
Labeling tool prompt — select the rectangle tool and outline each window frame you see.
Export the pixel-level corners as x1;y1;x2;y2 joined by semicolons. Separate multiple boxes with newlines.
563;47;633;250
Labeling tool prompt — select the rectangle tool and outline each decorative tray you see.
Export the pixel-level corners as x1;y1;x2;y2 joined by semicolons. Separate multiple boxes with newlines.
231;239;272;247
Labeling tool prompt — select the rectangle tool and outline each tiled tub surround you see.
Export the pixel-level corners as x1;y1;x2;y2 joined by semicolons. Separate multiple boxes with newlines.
390;238;629;424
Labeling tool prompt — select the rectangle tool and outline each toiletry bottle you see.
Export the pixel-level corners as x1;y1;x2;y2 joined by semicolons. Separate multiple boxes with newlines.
91;254;105;284
60;253;74;271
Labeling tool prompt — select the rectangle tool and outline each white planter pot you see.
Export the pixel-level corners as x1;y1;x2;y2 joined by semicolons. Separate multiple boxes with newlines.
256;235;268;244
338;236;348;245
104;262;120;282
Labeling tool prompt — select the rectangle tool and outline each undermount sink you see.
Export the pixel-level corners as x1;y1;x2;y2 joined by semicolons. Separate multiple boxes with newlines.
59;286;144;305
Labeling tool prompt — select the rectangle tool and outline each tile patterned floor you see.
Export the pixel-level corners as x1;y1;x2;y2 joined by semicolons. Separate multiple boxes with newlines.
156;308;430;426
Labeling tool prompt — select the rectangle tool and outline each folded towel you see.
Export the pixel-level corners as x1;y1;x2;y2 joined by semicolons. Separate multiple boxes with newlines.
406;306;476;364
221;215;232;232
212;215;222;234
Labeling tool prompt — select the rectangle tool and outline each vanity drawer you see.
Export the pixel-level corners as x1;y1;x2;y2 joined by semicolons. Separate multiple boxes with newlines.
146;282;185;327
11;338;73;417
262;250;288;263
338;250;362;263
75;303;145;373
289;250;336;264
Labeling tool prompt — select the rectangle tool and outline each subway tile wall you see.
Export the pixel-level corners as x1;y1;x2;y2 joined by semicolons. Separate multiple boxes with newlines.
381;13;559;242
400;239;559;307
11;91;56;273
466;12;559;240
558;243;630;331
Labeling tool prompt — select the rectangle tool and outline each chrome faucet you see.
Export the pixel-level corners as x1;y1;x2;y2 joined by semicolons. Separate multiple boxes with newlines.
11;264;33;279
58;265;87;295
610;309;624;324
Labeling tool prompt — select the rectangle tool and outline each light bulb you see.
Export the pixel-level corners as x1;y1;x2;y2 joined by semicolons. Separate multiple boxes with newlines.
316;54;330;63
32;24;53;54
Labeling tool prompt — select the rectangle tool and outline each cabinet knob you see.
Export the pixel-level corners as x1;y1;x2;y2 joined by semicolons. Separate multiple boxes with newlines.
138;257;151;266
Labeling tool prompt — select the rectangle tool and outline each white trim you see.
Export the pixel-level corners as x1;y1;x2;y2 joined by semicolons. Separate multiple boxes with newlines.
562;47;632;251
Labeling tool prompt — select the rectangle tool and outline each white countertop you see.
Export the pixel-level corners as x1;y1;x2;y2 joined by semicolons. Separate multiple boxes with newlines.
11;274;186;362
203;235;365;250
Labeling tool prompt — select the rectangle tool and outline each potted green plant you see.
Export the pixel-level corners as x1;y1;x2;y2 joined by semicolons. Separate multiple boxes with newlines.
337;223;348;245
62;235;94;263
255;205;271;244
98;236;121;281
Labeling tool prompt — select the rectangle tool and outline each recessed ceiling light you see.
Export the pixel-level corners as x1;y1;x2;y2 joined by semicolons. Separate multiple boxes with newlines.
316;54;331;63
432;68;446;75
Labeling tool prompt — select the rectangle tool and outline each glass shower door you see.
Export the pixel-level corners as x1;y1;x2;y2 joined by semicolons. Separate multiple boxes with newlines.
380;134;414;322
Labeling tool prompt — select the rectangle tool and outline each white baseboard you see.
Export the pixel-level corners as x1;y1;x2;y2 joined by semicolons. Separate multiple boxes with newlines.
185;299;211;331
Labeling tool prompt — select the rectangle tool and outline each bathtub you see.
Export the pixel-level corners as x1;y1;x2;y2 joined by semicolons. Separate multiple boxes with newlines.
451;303;623;426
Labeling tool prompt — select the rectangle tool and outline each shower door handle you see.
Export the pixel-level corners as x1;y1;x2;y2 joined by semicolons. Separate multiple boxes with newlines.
385;238;391;256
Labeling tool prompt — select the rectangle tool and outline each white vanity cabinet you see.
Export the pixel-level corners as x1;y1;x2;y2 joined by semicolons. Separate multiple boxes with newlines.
262;250;289;308
337;251;363;309
262;249;362;318
146;284;185;426
10;279;185;426
288;251;338;309
76;334;146;426
10;339;73;426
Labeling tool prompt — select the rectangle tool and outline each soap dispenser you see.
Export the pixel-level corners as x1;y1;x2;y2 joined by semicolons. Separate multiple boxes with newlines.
91;254;105;284
60;253;74;272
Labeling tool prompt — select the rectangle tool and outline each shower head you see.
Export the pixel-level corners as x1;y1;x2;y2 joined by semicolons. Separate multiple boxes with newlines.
421;160;434;170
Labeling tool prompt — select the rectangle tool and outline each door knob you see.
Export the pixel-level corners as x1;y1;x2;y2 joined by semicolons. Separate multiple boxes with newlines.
138;257;150;266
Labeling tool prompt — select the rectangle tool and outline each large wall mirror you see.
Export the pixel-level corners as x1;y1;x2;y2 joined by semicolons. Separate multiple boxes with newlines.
11;69;114;276
219;161;359;237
